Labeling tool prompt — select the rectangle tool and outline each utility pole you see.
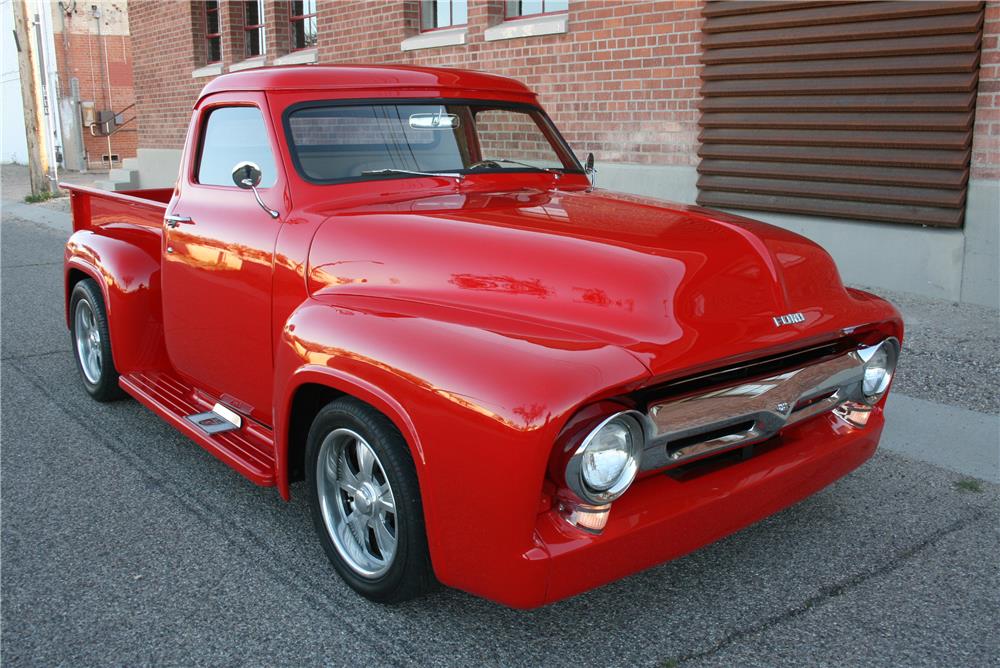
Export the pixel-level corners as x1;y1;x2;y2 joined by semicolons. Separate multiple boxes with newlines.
12;0;52;197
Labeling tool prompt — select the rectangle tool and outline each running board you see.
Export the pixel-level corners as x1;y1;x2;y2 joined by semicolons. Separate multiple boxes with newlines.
119;371;276;487
185;403;242;434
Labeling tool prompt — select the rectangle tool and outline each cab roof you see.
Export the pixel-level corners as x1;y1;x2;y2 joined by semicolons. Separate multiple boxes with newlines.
198;64;537;103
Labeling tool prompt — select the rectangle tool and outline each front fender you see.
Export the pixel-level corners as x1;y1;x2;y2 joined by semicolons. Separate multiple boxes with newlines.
273;295;650;606
64;227;168;374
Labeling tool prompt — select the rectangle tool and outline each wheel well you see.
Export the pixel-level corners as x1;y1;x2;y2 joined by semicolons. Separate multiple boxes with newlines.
287;383;346;482
67;268;90;289
66;268;92;324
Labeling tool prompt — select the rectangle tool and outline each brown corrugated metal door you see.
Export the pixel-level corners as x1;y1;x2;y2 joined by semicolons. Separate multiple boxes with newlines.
697;1;986;228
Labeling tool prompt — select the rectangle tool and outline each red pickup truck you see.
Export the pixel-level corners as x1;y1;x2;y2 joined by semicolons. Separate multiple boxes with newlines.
63;65;902;608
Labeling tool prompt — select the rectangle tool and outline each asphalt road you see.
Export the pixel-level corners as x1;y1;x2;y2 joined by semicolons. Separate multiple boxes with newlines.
2;205;998;667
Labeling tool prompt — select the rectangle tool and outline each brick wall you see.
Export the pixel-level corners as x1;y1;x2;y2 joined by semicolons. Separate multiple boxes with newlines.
128;1;998;178
128;2;207;150
51;3;138;167
972;2;999;179
129;0;703;166
320;0;703;166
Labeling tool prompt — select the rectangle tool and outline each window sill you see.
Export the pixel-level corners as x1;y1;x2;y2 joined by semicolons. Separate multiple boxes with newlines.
229;56;266;72
273;48;318;66
191;63;223;78
484;14;568;42
400;27;467;52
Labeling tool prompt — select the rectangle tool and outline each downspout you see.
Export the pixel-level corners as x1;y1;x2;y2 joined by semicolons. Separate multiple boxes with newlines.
58;1;86;172
93;4;112;168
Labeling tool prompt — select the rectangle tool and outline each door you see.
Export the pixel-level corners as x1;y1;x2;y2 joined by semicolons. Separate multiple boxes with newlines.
162;96;285;424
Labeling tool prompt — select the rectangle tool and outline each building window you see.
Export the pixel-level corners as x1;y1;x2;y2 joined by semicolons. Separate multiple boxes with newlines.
419;1;468;32
244;0;266;58
204;0;221;63
289;0;317;51
505;0;568;18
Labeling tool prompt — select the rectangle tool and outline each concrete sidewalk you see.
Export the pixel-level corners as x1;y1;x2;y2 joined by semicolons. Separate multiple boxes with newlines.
4;192;996;483
1;162;109;202
884;395;998;483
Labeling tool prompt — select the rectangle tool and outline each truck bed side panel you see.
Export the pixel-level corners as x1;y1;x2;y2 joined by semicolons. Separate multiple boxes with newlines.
64;185;171;374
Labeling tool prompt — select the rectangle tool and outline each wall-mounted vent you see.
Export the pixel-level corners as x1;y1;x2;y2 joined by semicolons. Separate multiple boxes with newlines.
697;1;986;228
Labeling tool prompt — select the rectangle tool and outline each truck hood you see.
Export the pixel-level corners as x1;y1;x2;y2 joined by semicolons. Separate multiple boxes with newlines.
307;186;898;380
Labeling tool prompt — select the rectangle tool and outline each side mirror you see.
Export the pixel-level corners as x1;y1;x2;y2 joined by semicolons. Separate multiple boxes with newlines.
231;161;279;219
232;161;263;189
584;152;596;186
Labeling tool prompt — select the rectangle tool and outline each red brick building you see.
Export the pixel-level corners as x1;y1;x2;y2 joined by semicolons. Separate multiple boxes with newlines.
124;1;998;306
51;0;139;169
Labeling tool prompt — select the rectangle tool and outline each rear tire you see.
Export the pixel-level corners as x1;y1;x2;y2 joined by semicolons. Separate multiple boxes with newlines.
306;397;435;603
69;279;124;402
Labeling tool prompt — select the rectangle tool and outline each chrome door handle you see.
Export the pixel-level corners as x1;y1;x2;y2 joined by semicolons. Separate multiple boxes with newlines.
165;214;193;228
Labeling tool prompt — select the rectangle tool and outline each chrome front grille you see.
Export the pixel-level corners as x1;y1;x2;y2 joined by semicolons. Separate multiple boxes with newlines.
641;347;869;472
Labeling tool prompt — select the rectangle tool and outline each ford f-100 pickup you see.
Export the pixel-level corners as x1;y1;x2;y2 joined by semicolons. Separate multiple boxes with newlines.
62;65;903;608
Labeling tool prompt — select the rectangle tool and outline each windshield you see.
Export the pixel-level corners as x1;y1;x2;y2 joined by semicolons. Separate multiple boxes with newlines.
285;101;582;183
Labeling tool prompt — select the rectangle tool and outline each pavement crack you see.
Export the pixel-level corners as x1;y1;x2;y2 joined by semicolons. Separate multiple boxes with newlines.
670;510;986;666
2;261;63;268
1;349;71;361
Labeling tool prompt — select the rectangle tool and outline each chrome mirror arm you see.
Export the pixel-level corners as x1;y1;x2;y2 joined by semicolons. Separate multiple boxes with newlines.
241;178;280;219
584;152;597;187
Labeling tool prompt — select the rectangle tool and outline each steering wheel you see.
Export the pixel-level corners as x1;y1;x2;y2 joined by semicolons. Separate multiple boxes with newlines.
469;160;503;170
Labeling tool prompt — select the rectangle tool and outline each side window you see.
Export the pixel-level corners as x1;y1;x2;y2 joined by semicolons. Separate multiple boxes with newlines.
197;106;278;187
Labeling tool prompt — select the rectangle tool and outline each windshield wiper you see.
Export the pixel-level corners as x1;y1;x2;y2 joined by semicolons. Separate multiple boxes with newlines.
472;158;561;175
362;168;463;181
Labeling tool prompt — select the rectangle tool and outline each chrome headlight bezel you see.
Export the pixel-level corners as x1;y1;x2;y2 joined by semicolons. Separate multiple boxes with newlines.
856;337;900;404
565;410;645;505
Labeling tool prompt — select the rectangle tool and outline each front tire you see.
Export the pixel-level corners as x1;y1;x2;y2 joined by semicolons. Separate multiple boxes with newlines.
306;397;434;603
69;279;124;402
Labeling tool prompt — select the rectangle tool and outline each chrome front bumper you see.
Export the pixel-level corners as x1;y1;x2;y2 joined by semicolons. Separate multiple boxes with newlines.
641;345;877;472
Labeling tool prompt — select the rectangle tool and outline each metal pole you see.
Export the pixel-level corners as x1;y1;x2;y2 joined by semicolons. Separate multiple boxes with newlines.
33;7;58;184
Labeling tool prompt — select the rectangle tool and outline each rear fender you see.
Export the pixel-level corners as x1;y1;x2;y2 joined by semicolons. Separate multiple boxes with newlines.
64;228;168;374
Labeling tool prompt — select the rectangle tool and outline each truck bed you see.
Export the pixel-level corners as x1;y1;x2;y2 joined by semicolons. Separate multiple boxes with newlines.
60;183;172;232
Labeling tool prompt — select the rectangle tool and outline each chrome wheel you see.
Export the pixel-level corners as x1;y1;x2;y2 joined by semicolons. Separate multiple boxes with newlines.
74;299;102;384
316;428;398;578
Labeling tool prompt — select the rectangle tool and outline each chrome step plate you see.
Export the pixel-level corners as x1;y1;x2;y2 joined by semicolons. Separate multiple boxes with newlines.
184;402;242;434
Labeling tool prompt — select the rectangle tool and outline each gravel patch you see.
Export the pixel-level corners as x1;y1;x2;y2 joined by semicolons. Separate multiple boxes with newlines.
855;286;1000;415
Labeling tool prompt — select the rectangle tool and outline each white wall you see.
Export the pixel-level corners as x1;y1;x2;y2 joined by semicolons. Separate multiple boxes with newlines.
1;0;28;164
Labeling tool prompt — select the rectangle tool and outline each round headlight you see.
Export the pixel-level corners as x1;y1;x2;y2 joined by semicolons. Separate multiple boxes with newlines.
582;420;632;491
858;338;899;403
566;411;644;504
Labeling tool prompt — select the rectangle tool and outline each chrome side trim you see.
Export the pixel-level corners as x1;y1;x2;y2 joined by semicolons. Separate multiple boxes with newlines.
642;345;875;471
